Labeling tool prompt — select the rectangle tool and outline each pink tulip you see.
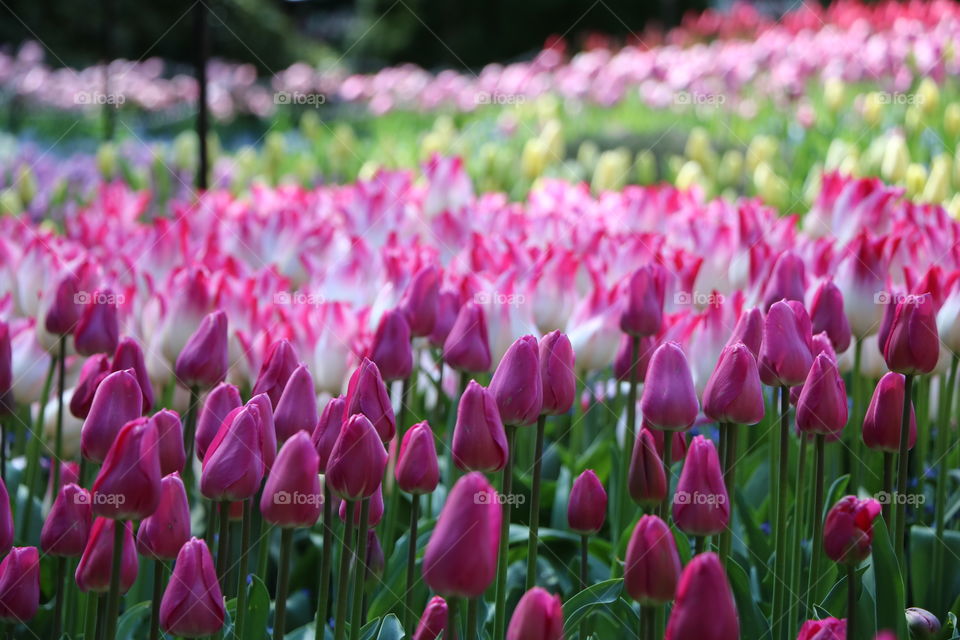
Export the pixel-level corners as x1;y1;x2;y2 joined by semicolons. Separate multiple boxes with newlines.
640;342;698;431
759;299;813;387
73;290;119;356
400;265;440;337
620;264;668;337
506;587;564;640
882;293;939;374
761;251;806;311
567;469;606;534
702;342;764;425
672;436;729;536
453;380;508;472
339;485;384;528
628;428;667;506
490;335;542;426
44;271;84;335
41;483;92;557
344;358;396;443
0;479;12;556
809;280;852;353
111;337;154;413
835;231;887;338
797;618;846;640
664;552;739;640
412;595;448;640
80;369;143;464
443;301;492;373
91;418;161;520
312;396;345;473
247;393;278;471
369;309;413;382
428;289;461;349
136;473;191;560
159;538;225;638
796;353;848;436
539;331;575;415
906;608;941;640
624;514;682;604
0;547;39;622
260;432;322;528
725;307;763;359
274;364;318;442
201;405;265;501
863;372;917;452
326;414;388;501
75;518;138;593
69;354;111;419
174;310;228;389
194;382;242;461
0;322;12;410
396;421;440;495
148;409;185;476
823;496;882;565
252;339;298;407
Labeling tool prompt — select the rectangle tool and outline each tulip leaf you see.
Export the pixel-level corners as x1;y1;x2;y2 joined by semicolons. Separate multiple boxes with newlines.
726;558;770;640
549;466;572;530
243;575;271;640
909;526;960;612
822;474;850;521
115;601;151;640
934;612;957;640
562;578;624;629
360;617;381;640
376;614;404;640
864;518;907;639
734;491;770;566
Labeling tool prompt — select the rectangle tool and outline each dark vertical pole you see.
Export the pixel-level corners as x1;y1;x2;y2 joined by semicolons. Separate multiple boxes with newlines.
194;0;210;191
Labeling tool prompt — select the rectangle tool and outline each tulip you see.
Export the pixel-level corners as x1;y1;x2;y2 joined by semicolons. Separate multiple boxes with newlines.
672;435;729;536
400;265;440;337
261;432;322;528
759;300;813;387
567;469;606;535
326;413;388;501
422;472;501;597
174;310;228;389
396;421;439;495
506;587;564;640
882;293;939;375
73;290;119;356
428;289;460;350
80;369;143;464
159;538;225;638
811;331;837;362
312;395;345;472
41;483;92;557
311;395;344;636
624;514;682;604
148;409;186;476
273;364;319;442
44;272;83;335
75;518;138;593
809;280;852;353
539;331;575;415
836;231;887;339
823;496;882;565
646;426;687;462
614;333;655;382
344;358;396;443
761;250;806;310
453;380;508;472
489;335;542;426
641;342;699;431
702;342;765;425
796;353;848;436
443;301;492;373
194;382;242;460
0;322;11;417
0;547;39;623
369;309;413;382
725;307;763;359
91;418;161;520
906;608;941;640
797;618;846;640
201;405;265;501
664;553;739;640
252;339;298;407
620;264;668;337
0;479;12;557
112;337;155;412
69;353;111;419
864;372;917;453
136;473;191;560
247;393;278;471
628;428;667;506
339;485;385;528
412;596;448;640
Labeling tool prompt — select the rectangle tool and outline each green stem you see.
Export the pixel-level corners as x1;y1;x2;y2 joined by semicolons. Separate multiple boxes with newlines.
448;598;460;640
934;355;958;614
51;555;66;640
383;375;411;560
53;336;66;496
525;414;546;590
182;385;201;492
881;452;894;527
694;535;705;555
847;564;857;640
808;434;826;617
660;428;674;520
273;528;294;640
789;434;808;632
850;339;863;492
493;425;517;640
19;356;56;542
235;499;253;639
94;593;107;640
81;589;98;640
216;501;231;586
350;499;371;640
150;559;164;640
104;520;125;640
332;501;355;640
580;534;589;640
404;494;420;633
772;385;790;640
314;484;333;635
895;374;915;575
719;423;739;565
465;598;478;640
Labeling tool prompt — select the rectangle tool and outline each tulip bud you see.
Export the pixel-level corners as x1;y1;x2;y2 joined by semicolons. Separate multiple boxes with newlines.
539;331;575;415
396;421;440;495
174;310;228;390
412;596;448;640
672;436;729;536
344;359;396;443
73;290;119;356
797;618;846;640
247;393;278;472
906;608;941;640
882;294;939;374
428;290;461;349
702;342;765;425
252;339;298;407
274;364;318;442
624;514;682;604
148;409;185;476
725;308;763;359
506;587;564;640
796;354;848;436
201;405;265;501
112;337;155;413
91;418;161;520
640;342;698;431
400;265;440;337
44;272;84;336
811;332;837;363
194;383;242;461
863;372;917;452
614;334;655;382
75;518;138;593
422;472;501;598
69;354;111;419
136;473;191;560
620;264;668;337
664;553;739;640
80;369;143;464
0;479;11;556
567;469;606;534
327;414;388;501
41;483;92;557
823;495;881;565
809;280;852;354
339;485;384;528
369;309;413;382
453;380;508;472
490;335;542;426
0;547;39;622
628;428;668;506
0;322;11;413
759;300;813;387
761;251;806;311
312;396;345;473
159;538;225;638
443;301;492;373
261;432;322;528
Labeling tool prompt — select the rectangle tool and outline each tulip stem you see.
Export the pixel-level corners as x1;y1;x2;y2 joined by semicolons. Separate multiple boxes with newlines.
216;501;231;585
525;414;546;590
314;484;333;635
881;453;893;526
404;493;420;633
895;374;914;575
622;336;640;540
660;428;673;519
0;413;6;483
273;528;294;640
772;385;789;640
235;499;253;640
579;534;589;640
719;422;739;566
466;597;478;640
333;501;355;640
846;564;857;639
849;338;863;493
789;434;808;630
808;434;826;618
448;598;460;640
493;425;517;640
19;355;55;542
933;354;958;614
104;520;125;640
350;499;370;640
182;385;200;491
51;555;67;640
150;559;165;640
52;336;66;496
93;593;107;640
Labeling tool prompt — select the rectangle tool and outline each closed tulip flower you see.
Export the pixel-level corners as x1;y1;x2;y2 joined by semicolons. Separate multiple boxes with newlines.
863;373;916;452
640;342;699;431
624;515;682;604
906;608;941;640
702;342;764;425
0;322;12;412
148;409;185;476
69;354;111;419
761;251;806;311
567;469;606;534
273;364;319;442
260;432;322;528
41;483;92;557
400;265;440;337
247;393;278;472
646;425;688;462
73;290;119;356
80;369;143;464
75;518;138;593
312;395;345;473
453;380;508;472
725;307;763;358
620;264;668;337
539;331;575;415
506;587;564;640
0;478;12;556
252;339;298;407
44;272;83;335
396;421;439;494
194;383;242;461
369;309;413;382
174;310;228;389
823;496;882;565
672;436;729;536
796;353;848;436
326;413;388;501
412;596;448;640
797;618;846;640
0;547;39;623
490;335;542;426
628;428;668;506
664;552;739;640
112;337;154;412
201;405;265;501
443;301;492;373
422;472;501;598
91;418;161;520
344;358;396;443
159;538;225;638
339;485;384;528
136;473;191;560
809;280;852;353
759;300;813;387
836;231;887;339
428;289;460;349
882;293;939;374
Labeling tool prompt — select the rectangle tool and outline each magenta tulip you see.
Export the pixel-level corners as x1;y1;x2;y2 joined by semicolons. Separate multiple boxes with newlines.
75;518;138;593
882;293;939;374
396;421;440;495
69;354;110;419
453;380;508;472
506;587;564;640
823;496;882;565
490;335;543;426
159;538;225;638
136;473;191;560
809;279;852;353
761;250;806;311
0;547;39;622
797;618;846;640
73;290;119;356
428;289;461;349
312;395;345;473
759;299;813;387
672;436;729;536
624;514;682;604
863;372;917;452
174;310;228;389
44;272;83;335
326;413;388;501
369;309;413;382
400;265;440;337
702;342;764;425
344;358;396;443
273;364;319;442
640;342;698;431
148;409;185;476
251;339;298;407
194;382;242;461
539;330;575;415
567;469;606;534
412;596;448;640
111;337;154;412
339;485;384;528
664;552;739;640
41;483;92;557
725;307;763;358
620;264;668;337
247;393;278;472
796;353;848;436
260;432;322;528
443;301;492;373
80;369;143;463
91;418;161;520
628;428;668;506
201;405;265;501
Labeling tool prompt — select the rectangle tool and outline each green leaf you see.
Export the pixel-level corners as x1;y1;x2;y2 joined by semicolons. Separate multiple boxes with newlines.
727;558;770;640
115;601;152;640
822;474;850;521
910;526;960;612
376;614;404;640
866;518;907;639
562;578;624;629
242;575;271;640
